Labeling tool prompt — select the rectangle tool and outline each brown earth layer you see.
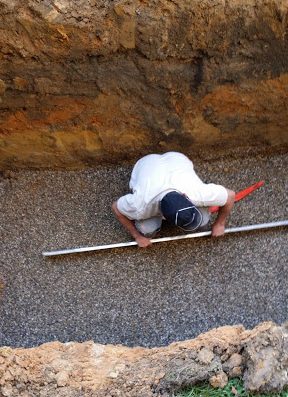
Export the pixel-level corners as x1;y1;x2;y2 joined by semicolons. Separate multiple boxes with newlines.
0;0;288;169
0;322;288;396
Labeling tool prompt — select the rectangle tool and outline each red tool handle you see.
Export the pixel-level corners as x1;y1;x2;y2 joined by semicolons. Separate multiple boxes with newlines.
209;180;265;213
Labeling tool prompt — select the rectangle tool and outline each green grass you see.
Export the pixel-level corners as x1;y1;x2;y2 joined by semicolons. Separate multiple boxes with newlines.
175;378;288;397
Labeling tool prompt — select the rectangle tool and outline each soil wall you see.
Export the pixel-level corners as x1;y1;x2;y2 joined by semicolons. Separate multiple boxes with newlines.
0;0;288;169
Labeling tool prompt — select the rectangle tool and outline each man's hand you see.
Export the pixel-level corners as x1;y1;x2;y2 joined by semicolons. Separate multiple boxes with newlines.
211;189;235;238
211;222;225;237
136;235;152;248
112;201;153;248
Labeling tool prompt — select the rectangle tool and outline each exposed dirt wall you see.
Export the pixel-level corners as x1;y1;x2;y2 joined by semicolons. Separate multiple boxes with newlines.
1;322;288;396
0;0;288;169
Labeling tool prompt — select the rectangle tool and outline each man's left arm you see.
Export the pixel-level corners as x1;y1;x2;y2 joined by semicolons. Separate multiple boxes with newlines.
211;189;235;237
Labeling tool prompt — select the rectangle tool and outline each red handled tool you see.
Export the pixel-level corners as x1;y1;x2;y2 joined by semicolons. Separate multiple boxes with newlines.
209;180;265;213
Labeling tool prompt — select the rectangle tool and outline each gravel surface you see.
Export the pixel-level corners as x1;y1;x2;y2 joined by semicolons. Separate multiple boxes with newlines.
0;151;287;348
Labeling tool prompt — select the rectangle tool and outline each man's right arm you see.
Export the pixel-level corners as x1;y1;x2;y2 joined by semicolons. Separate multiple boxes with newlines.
112;201;152;248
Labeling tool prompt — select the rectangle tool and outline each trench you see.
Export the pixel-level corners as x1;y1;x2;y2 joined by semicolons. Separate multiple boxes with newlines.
0;149;287;348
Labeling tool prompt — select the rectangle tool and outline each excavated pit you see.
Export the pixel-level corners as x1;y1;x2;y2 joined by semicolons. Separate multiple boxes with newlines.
0;0;288;395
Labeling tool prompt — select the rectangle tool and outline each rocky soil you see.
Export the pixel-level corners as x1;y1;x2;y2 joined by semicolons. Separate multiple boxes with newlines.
0;0;288;169
0;322;288;396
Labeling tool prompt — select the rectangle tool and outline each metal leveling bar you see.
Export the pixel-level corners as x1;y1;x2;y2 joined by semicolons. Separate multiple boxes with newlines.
42;220;288;257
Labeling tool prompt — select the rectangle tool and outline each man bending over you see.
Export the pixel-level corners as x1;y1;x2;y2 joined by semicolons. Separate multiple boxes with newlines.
112;152;235;248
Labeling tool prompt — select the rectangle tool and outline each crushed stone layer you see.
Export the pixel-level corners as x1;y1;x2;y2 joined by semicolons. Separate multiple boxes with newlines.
0;151;287;348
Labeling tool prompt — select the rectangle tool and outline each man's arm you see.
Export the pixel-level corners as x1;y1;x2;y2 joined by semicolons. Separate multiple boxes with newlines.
112;201;152;248
211;189;235;237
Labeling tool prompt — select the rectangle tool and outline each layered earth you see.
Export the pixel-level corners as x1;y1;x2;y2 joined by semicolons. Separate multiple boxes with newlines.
0;0;288;169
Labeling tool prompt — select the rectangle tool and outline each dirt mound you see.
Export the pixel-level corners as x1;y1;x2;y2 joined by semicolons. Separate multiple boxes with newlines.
1;322;287;396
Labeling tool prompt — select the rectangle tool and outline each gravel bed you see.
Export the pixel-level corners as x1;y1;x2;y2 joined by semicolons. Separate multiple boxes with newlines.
0;151;287;348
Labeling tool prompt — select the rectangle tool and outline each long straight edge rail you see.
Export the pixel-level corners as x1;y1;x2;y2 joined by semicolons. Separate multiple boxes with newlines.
42;219;288;257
